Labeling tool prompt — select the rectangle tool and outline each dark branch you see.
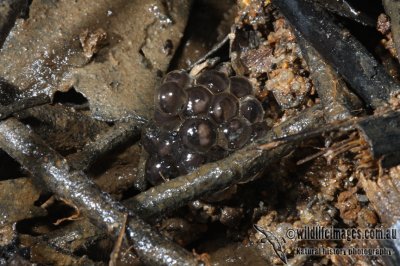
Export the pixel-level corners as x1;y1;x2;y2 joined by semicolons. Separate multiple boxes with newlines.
0;118;199;266
273;0;400;109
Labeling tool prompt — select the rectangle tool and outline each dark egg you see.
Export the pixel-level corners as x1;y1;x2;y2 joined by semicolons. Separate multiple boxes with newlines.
230;76;253;98
142;124;181;157
209;92;239;123
142;71;267;185
157;131;181;157
196;70;229;94
145;155;180;186
206;145;230;163
141;122;161;154
180;117;217;153
239;96;264;123
183;85;213;117
219;117;252;150
178;150;206;174
156;82;187;115
153;108;182;130
163;70;191;88
251;121;269;141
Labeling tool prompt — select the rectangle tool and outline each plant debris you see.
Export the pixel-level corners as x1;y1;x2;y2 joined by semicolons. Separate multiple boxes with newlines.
2;0;400;265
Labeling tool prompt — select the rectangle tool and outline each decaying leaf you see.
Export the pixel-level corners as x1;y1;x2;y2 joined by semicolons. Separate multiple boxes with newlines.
0;178;45;225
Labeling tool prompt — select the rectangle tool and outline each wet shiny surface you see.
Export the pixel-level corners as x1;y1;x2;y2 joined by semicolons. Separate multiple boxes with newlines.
0;118;198;266
143;71;265;185
145;155;180;186
180;118;217;153
183;85;213;117
229;76;253;98
163;70;191;88
177;150;206;174
209;92;239;123
196;70;230;94
239;96;264;124
128;104;326;221
156;82;187;115
153;109;182;131
220;117;252;150
0;0;192;121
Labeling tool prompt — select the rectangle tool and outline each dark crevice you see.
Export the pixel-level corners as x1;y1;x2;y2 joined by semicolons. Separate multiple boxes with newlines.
0;151;24;180
139;48;154;70
52;88;89;107
17;199;77;236
168;0;235;71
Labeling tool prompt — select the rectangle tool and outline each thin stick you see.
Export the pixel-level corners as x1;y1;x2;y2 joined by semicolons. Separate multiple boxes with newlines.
109;213;128;266
0;94;50;120
258;118;359;150
67;119;145;171
273;0;400;108
188;34;230;71
296;32;362;122
0;118;199;266
124;105;326;220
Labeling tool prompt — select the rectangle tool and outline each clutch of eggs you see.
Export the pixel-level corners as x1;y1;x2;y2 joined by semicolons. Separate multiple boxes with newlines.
141;70;267;185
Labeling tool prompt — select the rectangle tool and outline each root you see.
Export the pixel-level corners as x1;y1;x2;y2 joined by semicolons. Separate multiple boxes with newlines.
297;132;380;176
109;213;128;266
297;132;362;165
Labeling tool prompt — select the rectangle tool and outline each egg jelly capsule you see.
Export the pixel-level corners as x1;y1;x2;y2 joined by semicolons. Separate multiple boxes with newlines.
209;92;239;124
230;76;254;98
179;117;217;153
182;85;213;117
156;81;187;115
196;70;229;94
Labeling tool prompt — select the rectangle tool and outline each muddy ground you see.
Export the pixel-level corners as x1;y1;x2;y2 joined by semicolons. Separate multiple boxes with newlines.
1;0;400;265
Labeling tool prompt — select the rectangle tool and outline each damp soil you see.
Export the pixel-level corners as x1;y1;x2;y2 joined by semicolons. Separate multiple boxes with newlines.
0;0;400;265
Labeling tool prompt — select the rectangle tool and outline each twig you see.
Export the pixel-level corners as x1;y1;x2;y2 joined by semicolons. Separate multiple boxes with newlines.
357;111;400;168
188;34;230;71
310;0;375;26
258;115;365;151
109;214;128;266
273;0;400;108
0;118;199;266
296;33;362;122
124;105;325;220
67;119;145;171
16;103;103;127
0;93;50;120
259;109;400;169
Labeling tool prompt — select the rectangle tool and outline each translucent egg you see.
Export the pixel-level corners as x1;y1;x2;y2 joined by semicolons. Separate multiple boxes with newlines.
239;96;264;123
156;82;187;115
141;123;182;157
206;145;230;163
145;155;180;186
230;76;253;98
196;70;229;94
209;93;239;123
141;122;161;154
163;70;191;88
153;109;182;130
182;85;213;117
219;117;252;150
180;118;217;153
178;150;206;174
251;121;269;141
143;70;268;185
157;131;181;157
